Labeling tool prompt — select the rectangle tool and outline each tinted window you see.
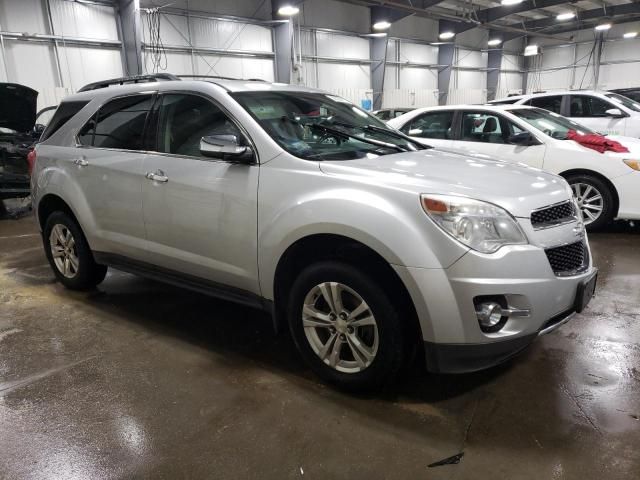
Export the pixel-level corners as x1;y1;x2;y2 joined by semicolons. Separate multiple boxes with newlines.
568;95;613;117
401;111;454;139
527;95;562;114
460;111;511;144
40;101;89;141
155;94;242;157
78;94;153;149
604;92;640;112
510;107;597;139
374;110;391;120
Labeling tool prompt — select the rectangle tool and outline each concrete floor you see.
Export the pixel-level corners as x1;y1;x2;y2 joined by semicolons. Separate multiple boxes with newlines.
1;209;639;479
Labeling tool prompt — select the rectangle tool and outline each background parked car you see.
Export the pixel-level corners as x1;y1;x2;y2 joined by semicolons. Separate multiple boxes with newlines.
372;108;414;121
389;104;640;230
489;90;640;138
611;88;640;103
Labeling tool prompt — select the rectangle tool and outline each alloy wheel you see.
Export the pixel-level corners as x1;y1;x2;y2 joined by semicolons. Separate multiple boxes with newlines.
49;224;79;279
572;182;604;225
302;282;379;373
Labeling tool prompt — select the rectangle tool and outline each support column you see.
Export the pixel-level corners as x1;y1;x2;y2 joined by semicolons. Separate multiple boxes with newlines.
522;56;529;94
486;32;503;101
370;36;387;111
593;31;604;89
437;20;456;106
118;0;143;76
273;22;293;84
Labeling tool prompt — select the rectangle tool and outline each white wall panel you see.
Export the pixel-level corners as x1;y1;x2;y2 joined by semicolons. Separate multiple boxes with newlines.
59;46;123;92
399;42;437;64
50;0;119;40
457;49;486;69
326;88;372;107
598;63;640;89
448;88;486;104
382;89;438;109
193;56;274;82
144;13;190;47
398;67;437;90
496;72;523;98
317;63;369;89
315;33;369;60
0;0;48;33
384;65;398;90
190;17;272;52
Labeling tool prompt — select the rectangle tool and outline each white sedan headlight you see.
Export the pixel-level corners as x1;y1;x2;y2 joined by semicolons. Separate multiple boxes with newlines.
421;194;528;253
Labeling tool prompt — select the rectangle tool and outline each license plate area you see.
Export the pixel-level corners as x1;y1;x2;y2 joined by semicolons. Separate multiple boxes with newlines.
575;270;597;313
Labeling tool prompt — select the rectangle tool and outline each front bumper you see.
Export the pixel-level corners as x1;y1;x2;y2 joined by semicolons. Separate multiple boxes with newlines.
393;239;596;374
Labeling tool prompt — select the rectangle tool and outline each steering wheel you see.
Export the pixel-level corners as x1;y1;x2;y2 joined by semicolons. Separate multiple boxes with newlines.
319;133;342;145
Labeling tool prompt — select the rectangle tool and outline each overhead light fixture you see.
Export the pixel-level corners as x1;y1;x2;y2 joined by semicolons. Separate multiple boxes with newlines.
277;5;299;16
524;44;540;56
624;32;638;39
595;23;611;31
488;38;502;46
364;32;388;38
372;20;391;30
556;12;576;21
439;31;455;40
501;0;523;5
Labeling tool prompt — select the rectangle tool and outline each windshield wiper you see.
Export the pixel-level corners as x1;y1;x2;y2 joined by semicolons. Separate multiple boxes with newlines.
282;117;407;153
327;120;429;150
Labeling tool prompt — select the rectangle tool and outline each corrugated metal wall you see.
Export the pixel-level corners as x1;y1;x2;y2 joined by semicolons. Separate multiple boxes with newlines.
0;0;123;109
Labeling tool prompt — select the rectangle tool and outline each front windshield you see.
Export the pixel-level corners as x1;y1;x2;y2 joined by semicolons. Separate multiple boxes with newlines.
231;91;425;161
605;92;640;112
509;107;598;140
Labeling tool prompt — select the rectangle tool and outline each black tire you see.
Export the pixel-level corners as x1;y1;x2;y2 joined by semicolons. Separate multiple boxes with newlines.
565;173;615;232
288;261;404;392
43;211;107;290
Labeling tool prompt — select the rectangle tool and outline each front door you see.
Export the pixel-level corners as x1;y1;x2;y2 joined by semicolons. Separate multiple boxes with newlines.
141;92;260;294
454;110;546;169
565;94;627;136
399;110;457;150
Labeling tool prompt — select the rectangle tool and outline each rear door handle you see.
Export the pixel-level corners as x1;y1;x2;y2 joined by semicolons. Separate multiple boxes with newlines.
146;170;169;183
73;158;88;167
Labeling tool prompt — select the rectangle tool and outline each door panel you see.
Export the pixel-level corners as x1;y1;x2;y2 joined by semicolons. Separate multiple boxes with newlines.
566;94;627;136
400;110;456;149
141;93;260;294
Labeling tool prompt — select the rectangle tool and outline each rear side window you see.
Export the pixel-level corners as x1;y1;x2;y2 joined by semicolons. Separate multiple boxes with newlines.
40;101;89;141
78;94;154;150
401;111;454;139
527;95;562;114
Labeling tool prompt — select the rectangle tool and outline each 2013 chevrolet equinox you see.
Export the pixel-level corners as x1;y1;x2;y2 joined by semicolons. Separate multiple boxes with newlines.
31;75;597;391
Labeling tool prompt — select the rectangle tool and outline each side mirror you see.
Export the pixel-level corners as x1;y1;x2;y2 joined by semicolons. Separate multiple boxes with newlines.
33;124;46;138
605;108;625;118
508;131;536;146
200;134;253;162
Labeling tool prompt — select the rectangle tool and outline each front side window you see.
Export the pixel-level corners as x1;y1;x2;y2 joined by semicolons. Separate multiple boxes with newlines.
78;94;153;150
374;110;391;120
509;107;597;140
460;111;518;144
527;95;563;114
568;95;613;118
231;91;423;161
604;92;640;112
154;94;242;157
401;111;454;140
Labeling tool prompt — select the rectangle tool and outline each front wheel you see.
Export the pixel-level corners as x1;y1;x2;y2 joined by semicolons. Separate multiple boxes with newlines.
288;261;405;391
565;173;615;231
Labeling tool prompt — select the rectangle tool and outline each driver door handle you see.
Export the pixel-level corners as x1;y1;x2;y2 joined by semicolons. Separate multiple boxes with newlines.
73;158;88;167
146;170;169;183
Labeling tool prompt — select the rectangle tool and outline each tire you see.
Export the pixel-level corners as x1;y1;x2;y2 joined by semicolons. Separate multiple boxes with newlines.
288;261;405;392
565;173;615;231
43;211;107;290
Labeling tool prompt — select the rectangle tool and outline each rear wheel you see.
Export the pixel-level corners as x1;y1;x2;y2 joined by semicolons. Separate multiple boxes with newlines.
288;261;405;391
565;173;615;231
43;211;107;290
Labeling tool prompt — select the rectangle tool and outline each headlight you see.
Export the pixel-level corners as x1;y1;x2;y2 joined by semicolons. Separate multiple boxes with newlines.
421;194;527;253
623;159;640;171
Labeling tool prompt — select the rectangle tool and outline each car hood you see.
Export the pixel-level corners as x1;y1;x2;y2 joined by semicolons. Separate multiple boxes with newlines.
319;149;571;218
603;135;640;157
0;83;38;133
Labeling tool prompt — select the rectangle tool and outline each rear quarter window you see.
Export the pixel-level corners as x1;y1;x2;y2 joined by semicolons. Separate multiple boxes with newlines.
40;101;90;141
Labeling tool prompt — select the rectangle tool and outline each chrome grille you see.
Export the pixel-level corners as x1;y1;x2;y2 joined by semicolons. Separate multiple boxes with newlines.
531;201;576;229
545;240;589;276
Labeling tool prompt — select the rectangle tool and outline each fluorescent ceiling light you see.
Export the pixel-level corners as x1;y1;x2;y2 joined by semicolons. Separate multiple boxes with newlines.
524;45;540;56
364;33;388;38
556;12;575;21
623;32;637;39
439;31;455;40
488;38;502;46
501;0;523;5
372;21;391;30
277;5;299;16
595;23;611;31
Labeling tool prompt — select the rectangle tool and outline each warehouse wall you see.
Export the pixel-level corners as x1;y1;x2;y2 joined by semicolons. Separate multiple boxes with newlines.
0;0;123;109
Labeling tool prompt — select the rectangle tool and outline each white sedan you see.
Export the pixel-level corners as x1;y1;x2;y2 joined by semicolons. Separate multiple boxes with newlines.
388;105;640;230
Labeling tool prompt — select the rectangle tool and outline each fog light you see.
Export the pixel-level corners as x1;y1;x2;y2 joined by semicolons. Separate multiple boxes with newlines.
476;302;503;329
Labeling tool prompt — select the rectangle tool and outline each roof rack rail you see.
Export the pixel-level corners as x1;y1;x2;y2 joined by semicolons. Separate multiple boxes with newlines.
78;73;180;92
176;75;267;82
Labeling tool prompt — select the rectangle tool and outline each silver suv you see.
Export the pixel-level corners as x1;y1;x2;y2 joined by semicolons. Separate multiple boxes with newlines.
31;75;597;391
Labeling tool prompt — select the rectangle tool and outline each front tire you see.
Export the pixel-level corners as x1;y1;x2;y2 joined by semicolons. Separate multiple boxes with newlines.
288;261;405;392
565;173;615;231
43;211;107;290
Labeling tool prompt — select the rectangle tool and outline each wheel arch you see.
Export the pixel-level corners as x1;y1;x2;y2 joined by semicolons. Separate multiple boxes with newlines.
559;168;619;217
37;193;81;231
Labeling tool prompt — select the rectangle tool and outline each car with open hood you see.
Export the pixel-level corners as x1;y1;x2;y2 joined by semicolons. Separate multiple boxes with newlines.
389;104;640;230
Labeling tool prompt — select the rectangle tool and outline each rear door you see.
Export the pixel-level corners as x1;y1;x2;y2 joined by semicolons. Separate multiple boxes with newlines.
398;110;456;149
565;94;627;136
74;93;153;260
140;92;260;294
454;110;546;168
